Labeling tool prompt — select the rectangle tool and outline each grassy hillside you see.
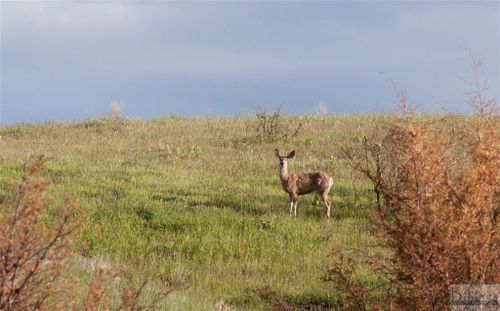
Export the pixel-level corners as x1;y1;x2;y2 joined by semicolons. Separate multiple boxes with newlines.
0;116;384;309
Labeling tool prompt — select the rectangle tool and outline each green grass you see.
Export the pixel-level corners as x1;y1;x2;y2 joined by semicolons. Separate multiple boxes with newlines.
0;116;383;309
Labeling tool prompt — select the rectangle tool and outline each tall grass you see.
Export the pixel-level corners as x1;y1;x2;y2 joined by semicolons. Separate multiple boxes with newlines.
0;116;377;309
0;156;175;310
1;108;492;309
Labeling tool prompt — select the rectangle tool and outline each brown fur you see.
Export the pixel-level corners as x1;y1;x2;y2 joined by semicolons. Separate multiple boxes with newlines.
275;149;333;219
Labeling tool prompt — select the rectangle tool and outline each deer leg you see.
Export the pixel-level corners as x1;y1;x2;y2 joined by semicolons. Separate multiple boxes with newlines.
290;194;298;218
322;193;331;219
289;198;294;217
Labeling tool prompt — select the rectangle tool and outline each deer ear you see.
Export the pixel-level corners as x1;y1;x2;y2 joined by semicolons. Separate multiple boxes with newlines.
275;149;280;157
287;150;295;159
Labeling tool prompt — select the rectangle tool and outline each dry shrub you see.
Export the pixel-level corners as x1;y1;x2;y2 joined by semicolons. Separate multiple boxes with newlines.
0;156;173;310
254;105;303;142
0;155;79;310
329;65;499;309
317;101;329;117
108;101;125;121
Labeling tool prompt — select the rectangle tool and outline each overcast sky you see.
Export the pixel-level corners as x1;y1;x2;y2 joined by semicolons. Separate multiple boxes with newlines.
1;1;499;125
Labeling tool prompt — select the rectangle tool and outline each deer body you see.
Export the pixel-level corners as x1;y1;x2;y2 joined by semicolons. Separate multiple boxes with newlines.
276;149;333;219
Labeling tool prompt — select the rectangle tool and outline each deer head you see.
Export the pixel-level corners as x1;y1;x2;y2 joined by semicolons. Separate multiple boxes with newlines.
275;149;295;168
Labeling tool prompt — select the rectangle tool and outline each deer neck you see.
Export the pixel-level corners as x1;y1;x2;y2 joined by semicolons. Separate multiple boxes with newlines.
280;163;290;181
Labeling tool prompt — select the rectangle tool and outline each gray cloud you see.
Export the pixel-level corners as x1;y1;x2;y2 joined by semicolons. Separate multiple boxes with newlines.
1;2;499;124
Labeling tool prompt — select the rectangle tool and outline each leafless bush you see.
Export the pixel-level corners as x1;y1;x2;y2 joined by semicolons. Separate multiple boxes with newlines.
328;62;499;310
103;101;125;122
317;101;328;117
254;105;303;142
324;246;390;311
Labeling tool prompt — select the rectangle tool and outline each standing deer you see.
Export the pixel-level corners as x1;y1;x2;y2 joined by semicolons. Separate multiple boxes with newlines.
275;149;333;219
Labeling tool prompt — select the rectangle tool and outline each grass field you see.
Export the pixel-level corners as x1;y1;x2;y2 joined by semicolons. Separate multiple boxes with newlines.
0;116;392;309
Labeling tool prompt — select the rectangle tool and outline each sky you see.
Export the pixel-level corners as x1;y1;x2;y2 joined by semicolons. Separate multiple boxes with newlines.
1;1;499;125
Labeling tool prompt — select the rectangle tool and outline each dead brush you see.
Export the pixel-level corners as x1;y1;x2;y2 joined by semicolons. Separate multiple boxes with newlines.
0;155;79;310
328;63;499;310
254;105;303;142
0;156;175;310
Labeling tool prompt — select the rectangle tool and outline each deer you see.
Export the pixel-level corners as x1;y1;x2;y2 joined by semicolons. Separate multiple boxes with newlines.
275;149;333;219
